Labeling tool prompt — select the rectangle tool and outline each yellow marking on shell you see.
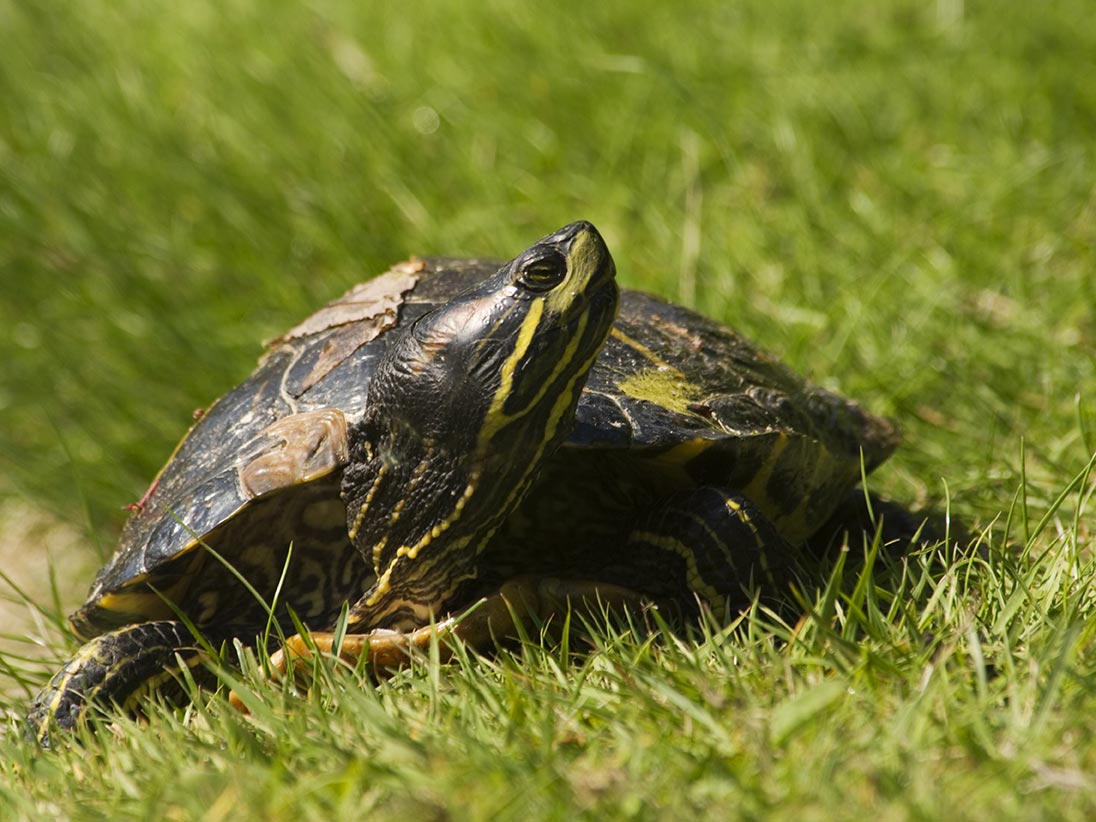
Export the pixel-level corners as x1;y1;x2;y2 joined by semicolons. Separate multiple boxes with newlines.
628;437;712;487
91;591;172;623
348;463;387;542
656;437;710;466
739;432;789;524
611;326;708;417
618;367;702;416
610;327;673;371
769;448;833;543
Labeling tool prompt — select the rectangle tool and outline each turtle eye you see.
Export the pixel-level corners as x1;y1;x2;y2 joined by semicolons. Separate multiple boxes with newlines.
516;253;567;292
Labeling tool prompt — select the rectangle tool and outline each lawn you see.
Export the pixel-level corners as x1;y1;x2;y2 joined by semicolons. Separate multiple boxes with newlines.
1;0;1094;818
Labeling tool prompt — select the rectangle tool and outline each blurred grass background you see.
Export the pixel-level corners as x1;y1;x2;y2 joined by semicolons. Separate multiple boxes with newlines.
0;0;1094;817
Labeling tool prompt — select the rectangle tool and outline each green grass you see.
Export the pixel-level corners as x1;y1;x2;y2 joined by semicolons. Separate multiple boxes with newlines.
1;0;1094;817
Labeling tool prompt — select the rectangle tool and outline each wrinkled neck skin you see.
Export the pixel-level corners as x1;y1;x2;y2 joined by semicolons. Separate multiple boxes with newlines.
340;306;582;631
340;221;619;631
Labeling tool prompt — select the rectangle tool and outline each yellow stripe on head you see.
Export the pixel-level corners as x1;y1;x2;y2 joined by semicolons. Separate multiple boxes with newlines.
347;222;618;627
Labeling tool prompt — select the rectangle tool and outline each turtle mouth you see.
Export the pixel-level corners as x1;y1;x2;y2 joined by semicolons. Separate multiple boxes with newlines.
589;277;619;321
571;280;618;356
557;225;619;335
548;262;618;357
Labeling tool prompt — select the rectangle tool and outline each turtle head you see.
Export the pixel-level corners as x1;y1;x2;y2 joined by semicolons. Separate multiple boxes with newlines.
343;221;618;627
369;220;618;455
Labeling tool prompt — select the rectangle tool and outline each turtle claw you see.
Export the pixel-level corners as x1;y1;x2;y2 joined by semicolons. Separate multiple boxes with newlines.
227;577;655;712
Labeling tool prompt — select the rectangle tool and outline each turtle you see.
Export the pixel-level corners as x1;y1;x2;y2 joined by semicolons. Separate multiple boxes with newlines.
28;220;899;742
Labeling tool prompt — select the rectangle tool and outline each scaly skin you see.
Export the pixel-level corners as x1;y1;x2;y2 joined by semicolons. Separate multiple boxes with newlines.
27;621;206;747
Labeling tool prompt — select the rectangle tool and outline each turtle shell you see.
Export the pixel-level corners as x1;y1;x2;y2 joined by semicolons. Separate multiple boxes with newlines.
71;257;898;640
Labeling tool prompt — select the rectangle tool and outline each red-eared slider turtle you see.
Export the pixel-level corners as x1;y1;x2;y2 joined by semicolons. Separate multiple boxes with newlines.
28;221;898;742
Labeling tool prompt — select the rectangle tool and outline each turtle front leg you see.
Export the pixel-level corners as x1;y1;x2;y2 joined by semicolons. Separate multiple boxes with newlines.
27;620;206;747
229;576;656;710
229;488;794;710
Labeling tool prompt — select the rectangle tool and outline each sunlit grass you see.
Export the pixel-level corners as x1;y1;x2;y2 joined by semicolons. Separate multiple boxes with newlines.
4;464;1095;818
1;0;1094;817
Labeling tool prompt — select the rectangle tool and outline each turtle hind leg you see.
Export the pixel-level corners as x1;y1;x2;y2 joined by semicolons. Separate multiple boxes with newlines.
617;486;796;616
27;620;207;747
